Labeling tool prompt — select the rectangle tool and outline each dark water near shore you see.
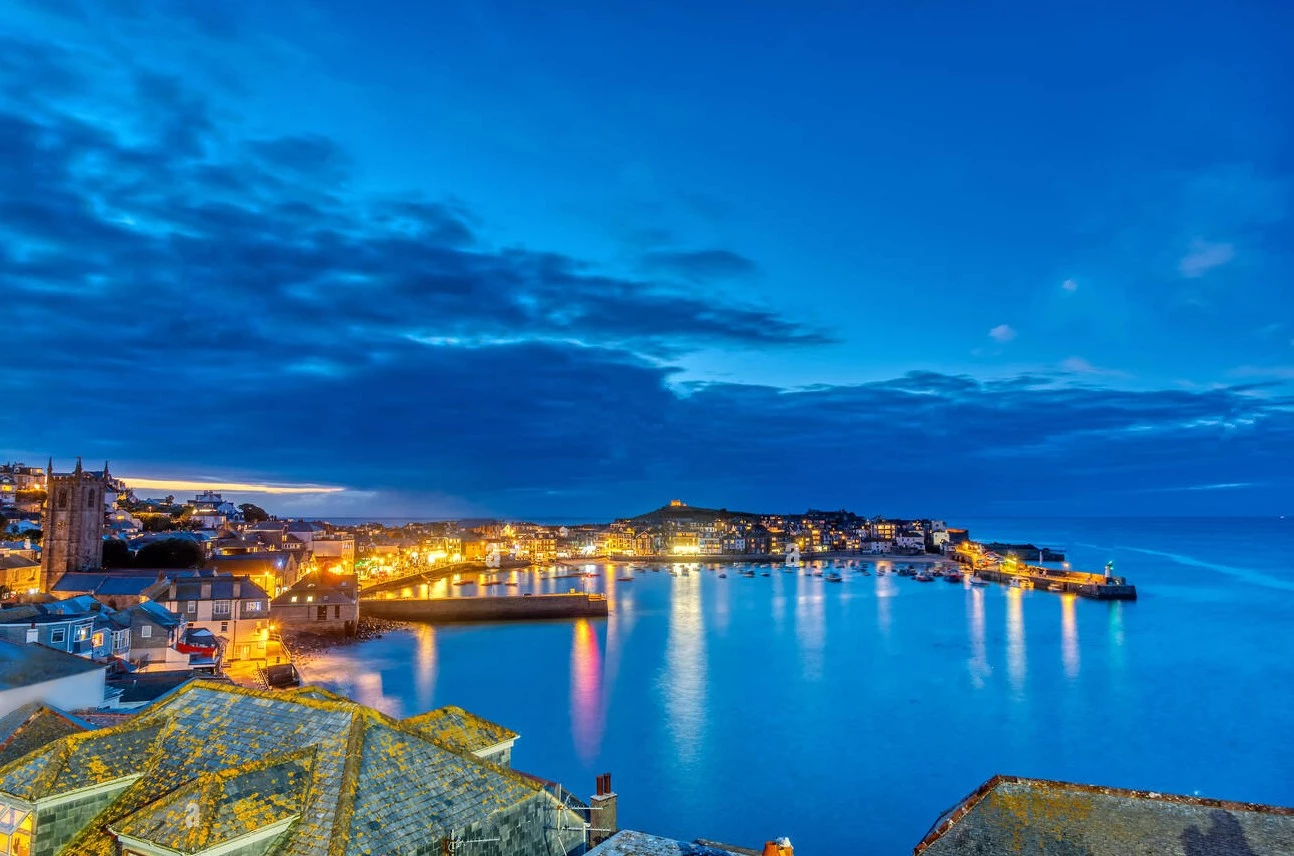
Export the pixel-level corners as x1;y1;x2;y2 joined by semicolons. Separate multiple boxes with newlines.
299;517;1294;854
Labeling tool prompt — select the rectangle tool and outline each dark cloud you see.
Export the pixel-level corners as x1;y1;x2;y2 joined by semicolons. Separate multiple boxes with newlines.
1;27;1291;518
638;249;759;282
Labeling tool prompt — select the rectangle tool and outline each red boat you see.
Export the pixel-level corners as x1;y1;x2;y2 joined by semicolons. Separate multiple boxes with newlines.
176;627;219;656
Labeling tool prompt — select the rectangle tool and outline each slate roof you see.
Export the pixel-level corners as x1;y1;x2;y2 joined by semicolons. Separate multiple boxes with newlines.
0;555;38;571
52;572;172;597
402;705;518;754
271;572;358;607
112;750;315;852
914;775;1294;855
0;703;92;766
146;575;271;603
587;831;752;856
0;639;105;691
0;681;580;856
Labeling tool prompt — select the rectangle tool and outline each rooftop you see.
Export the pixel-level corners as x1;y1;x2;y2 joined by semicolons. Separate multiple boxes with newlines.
0;681;581;856
402;704;518;755
0;639;105;692
915;775;1294;855
588;831;754;856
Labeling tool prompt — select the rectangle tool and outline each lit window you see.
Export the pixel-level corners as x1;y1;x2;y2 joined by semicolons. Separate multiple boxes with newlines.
75;625;90;642
290;596;298;603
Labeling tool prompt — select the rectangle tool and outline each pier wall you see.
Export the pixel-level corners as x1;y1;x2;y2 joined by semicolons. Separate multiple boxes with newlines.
361;593;609;623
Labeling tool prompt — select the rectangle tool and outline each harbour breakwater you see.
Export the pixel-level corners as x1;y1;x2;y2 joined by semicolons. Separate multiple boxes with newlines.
361;592;609;623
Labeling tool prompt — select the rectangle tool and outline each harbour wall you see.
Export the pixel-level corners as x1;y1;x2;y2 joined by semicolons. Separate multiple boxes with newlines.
361;593;609;623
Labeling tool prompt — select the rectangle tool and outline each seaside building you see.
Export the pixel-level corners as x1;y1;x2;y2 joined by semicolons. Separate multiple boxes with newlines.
0;681;590;856
39;459;111;593
141;572;271;662
914;775;1294;854
270;571;359;634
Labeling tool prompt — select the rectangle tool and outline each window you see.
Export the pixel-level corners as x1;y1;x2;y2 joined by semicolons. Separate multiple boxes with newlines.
334;605;341;619
75;625;90;642
220;622;229;633
316;606;327;621
306;595;314;603
290;596;298;603
50;628;66;644
245;601;262;613
86;489;96;508
92;631;105;648
56;489;68;509
140;625;153;639
186;601;196;613
212;600;231;616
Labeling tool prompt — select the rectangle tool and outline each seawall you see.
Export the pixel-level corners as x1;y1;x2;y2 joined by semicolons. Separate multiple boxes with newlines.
361;592;609;623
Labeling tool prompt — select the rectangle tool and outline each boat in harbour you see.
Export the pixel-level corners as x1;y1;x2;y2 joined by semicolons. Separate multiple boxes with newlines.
914;572;934;582
825;572;844;582
970;576;989;587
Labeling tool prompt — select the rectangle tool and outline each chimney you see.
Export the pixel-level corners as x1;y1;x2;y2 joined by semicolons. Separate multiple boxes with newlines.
168;582;177;601
587;772;618;849
233;578;242;598
200;581;212;599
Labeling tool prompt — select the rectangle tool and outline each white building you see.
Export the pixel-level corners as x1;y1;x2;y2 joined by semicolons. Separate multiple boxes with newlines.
0;639;106;716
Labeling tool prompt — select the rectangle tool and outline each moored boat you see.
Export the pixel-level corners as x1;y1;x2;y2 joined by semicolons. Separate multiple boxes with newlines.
914;573;934;582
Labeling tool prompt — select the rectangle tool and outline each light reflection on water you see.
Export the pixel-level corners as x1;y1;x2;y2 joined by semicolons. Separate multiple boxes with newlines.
304;531;1294;855
1006;585;1026;695
662;574;706;767
1061;594;1080;680
570;619;604;763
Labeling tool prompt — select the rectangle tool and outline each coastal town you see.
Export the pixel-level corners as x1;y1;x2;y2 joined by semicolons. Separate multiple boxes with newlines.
3;458;1277;856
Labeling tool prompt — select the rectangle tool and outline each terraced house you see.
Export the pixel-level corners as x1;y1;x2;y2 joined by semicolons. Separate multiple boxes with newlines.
0;681;590;856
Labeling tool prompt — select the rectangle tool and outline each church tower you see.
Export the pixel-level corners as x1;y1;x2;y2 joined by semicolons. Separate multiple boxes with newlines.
39;458;109;592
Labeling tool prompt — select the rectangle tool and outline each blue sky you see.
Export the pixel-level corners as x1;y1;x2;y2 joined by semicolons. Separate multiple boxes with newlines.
2;0;1292;519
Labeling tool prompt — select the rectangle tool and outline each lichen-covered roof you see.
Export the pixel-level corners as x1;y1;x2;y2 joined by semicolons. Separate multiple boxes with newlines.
4;681;561;856
0;703;92;767
402;704;518;754
0;717;163;801
113;750;315;853
915;775;1294;855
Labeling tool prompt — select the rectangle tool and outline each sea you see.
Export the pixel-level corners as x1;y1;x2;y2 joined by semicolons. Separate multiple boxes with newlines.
297;517;1294;854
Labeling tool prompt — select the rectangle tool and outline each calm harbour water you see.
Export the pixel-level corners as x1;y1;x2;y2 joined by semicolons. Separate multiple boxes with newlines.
299;517;1294;854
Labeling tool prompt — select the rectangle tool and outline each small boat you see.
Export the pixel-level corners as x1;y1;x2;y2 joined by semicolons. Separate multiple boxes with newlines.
668;569;678;576
505;581;518;586
760;572;770;577
825;572;843;583
914;573;934;582
970;577;989;587
484;580;502;586
740;569;755;577
944;572;963;583
453;580;474;587
813;570;823;577
617;575;634;582
718;573;728;578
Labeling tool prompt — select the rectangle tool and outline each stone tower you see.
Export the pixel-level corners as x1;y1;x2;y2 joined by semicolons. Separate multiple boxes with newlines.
39;458;109;592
